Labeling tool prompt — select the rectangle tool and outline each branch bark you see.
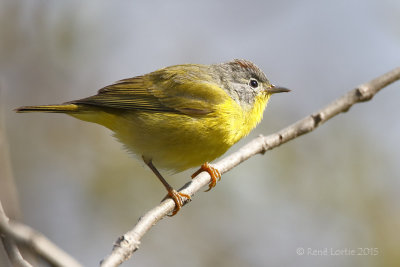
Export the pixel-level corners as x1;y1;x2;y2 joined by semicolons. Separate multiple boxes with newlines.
0;202;83;267
100;66;400;267
0;203;32;267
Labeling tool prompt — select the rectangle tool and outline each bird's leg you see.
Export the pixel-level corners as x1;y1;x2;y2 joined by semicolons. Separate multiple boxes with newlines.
143;156;190;216
191;162;221;192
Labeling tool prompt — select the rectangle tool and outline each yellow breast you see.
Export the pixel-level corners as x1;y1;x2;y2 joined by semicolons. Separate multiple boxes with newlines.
71;93;270;172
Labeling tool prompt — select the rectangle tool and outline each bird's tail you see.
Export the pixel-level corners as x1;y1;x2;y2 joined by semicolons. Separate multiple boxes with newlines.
15;104;80;113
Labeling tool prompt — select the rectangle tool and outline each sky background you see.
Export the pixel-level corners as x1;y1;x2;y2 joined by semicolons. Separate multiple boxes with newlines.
1;0;400;266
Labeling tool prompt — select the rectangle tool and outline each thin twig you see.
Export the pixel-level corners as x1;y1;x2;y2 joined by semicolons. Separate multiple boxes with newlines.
100;67;400;267
0;203;32;267
0;202;83;267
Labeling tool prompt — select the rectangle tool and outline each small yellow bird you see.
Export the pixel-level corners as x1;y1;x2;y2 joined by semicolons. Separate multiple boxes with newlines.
16;59;289;215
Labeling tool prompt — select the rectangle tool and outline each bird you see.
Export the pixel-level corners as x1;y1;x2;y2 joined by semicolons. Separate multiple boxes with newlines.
16;59;290;215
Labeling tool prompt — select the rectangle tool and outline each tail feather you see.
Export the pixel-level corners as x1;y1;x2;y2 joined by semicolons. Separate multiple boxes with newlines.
15;104;80;113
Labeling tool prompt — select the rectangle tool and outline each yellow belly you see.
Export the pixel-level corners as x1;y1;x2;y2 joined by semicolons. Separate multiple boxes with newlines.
71;95;269;172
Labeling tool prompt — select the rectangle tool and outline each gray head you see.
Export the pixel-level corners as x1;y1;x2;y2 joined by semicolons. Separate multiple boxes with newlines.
211;59;289;108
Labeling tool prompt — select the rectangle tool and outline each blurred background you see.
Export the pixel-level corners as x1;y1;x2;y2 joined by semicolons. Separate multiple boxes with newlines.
1;0;400;266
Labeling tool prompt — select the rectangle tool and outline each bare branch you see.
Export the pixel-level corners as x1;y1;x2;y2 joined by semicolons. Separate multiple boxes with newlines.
0;203;32;267
100;67;400;267
0;202;83;267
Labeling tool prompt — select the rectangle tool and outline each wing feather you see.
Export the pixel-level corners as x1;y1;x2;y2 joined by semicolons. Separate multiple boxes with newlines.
72;65;228;115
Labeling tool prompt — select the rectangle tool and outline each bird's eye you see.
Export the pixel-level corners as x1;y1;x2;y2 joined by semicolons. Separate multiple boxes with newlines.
249;78;259;88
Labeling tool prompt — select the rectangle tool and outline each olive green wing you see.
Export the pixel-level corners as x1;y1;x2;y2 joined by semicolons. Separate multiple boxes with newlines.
72;67;227;115
72;76;174;112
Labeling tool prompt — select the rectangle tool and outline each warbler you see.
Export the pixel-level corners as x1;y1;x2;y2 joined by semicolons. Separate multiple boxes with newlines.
16;59;289;215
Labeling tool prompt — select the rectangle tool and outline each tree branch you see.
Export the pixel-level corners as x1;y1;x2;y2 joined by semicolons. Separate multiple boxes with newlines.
0;203;32;267
100;66;400;267
0;202;83;267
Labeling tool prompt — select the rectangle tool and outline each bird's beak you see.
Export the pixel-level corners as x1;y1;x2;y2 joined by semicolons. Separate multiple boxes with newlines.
267;85;291;94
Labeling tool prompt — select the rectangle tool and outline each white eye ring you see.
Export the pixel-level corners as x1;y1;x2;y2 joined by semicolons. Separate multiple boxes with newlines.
249;78;259;88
